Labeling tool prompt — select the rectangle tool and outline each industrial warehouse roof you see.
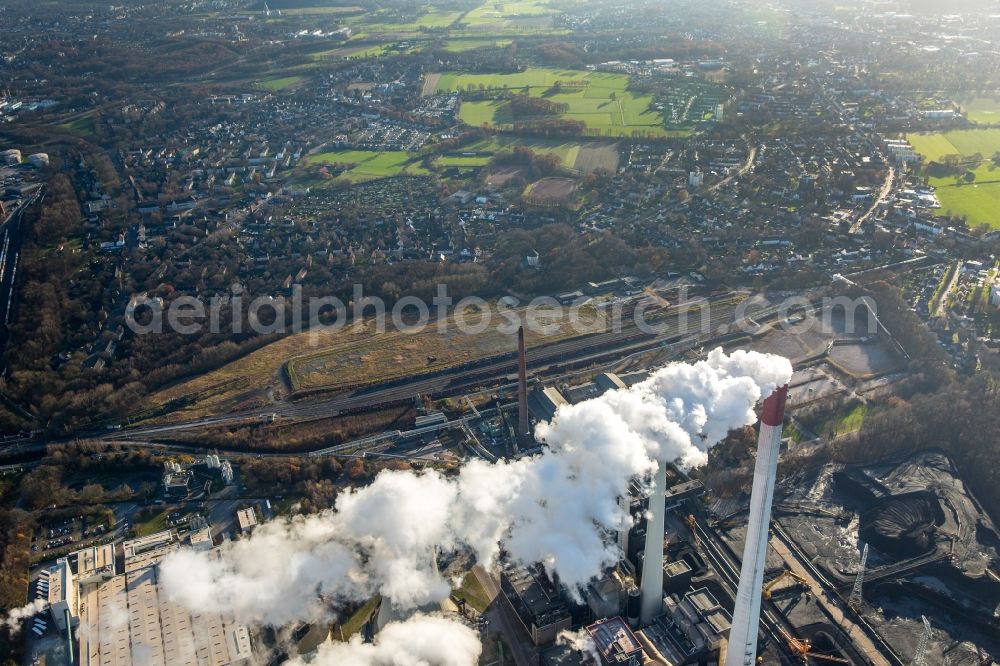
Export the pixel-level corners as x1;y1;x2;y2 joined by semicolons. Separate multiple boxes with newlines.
585;616;643;661
236;507;258;532
78;530;253;666
73;544;116;580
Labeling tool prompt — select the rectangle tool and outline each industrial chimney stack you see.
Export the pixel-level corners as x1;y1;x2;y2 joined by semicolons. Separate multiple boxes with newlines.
725;385;789;666
517;326;530;446
638;458;668;626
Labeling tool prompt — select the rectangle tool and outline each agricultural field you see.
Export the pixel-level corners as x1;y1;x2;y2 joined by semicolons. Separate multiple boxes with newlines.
441;38;513;52
435;68;669;137
256;75;304;91
907;129;1000;161
345;8;464;37
303;150;430;183
455;0;563;34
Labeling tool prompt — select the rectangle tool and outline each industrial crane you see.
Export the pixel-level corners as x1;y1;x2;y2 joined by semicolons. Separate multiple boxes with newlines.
762;570;809;600
778;628;850;664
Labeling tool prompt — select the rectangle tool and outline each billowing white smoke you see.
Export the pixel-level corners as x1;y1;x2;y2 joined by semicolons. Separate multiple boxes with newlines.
160;348;791;658
1;599;48;634
285;613;482;666
556;628;600;663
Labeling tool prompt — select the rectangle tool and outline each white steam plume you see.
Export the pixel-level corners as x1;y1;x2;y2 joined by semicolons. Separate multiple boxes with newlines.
1;599;48;634
285;613;482;666
556;628;600;663
161;348;791;630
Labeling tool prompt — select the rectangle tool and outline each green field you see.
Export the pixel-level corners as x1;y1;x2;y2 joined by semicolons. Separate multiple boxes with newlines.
442;38;513;52
957;96;1000;124
459;0;559;31
304;150;429;183
281;5;363;15
908;129;1000;161
311;43;392;60
435;68;667;137
465;137;581;168
59;116;95;137
346;8;463;37
436;155;492;168
929;164;1000;228
257;75;304;91
908;129;1000;228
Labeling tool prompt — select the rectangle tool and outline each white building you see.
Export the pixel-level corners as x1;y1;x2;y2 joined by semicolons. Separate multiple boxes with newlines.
77;529;254;666
884;138;920;164
48;557;78;632
688;170;704;188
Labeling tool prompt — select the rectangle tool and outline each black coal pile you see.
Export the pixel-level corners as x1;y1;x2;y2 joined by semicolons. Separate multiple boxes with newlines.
859;491;944;560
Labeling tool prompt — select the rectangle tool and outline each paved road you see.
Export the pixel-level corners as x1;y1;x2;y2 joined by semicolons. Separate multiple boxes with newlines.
850;161;895;235
473;566;533;666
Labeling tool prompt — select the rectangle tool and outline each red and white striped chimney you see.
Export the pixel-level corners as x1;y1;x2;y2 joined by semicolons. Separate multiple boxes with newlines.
725;385;788;666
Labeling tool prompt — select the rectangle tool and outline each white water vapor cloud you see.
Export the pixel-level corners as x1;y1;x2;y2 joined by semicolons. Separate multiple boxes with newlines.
285;613;482;666
1;599;48;634
160;348;791;659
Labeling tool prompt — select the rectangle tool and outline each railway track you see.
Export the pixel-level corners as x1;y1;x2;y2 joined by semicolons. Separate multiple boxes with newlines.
771;523;906;666
692;517;799;665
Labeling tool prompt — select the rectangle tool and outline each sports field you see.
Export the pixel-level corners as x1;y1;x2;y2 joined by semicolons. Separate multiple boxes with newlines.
929;165;1000;229
907;129;1000;229
434;68;667;137
304;150;430;183
907;129;1000;161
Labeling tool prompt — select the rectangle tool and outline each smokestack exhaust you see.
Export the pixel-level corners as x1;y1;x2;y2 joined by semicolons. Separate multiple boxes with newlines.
725;385;788;666
517;326;529;447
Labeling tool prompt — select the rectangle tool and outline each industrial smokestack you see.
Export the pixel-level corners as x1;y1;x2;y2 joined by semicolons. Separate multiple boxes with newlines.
638;459;667;625
725;385;788;666
517;326;529;446
617;495;631;557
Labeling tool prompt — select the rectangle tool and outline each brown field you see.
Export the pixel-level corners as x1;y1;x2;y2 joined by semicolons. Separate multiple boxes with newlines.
486;165;527;187
146;301;608;420
524;177;578;205
287;300;606;392
573;142;619;173
421;73;442;96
